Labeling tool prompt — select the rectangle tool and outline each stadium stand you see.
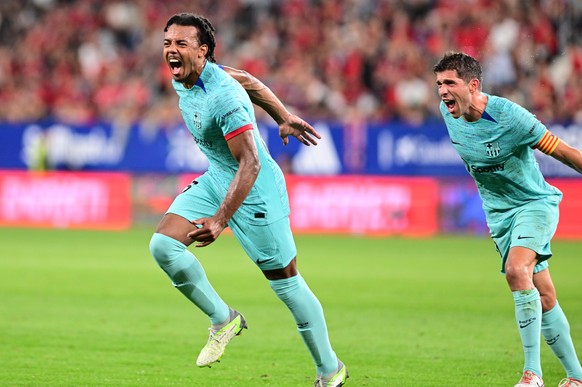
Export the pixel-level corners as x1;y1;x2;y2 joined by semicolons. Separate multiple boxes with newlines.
0;0;580;126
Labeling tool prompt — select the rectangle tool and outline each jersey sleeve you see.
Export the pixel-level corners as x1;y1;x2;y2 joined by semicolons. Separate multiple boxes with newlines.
502;98;546;147
210;85;254;140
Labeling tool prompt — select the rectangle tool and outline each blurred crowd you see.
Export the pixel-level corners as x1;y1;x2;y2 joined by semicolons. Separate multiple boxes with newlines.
1;0;581;128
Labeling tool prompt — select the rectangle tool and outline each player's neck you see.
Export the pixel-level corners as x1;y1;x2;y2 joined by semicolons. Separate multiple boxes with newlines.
183;59;208;89
464;92;488;122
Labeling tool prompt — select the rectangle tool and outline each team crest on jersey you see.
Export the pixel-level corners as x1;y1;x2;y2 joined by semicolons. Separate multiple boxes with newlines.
485;142;500;158
193;112;202;131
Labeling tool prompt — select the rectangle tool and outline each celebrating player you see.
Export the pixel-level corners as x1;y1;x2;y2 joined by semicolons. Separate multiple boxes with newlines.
148;12;348;387
433;52;582;387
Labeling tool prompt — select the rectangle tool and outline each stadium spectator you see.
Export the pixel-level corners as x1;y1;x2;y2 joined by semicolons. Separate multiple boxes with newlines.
0;0;580;126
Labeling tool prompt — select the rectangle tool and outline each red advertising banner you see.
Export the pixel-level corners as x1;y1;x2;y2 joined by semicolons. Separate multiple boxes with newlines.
548;179;582;239
176;174;438;236
170;175;582;238
285;175;438;236
0;171;131;230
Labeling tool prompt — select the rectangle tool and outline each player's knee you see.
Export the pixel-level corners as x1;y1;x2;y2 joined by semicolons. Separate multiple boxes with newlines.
149;233;185;267
504;264;533;289
505;261;523;279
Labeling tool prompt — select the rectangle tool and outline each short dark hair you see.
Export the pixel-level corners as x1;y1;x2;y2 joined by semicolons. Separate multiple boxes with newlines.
433;52;482;86
164;13;217;63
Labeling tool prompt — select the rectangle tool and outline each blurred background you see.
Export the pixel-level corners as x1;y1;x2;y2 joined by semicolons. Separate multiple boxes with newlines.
0;0;581;236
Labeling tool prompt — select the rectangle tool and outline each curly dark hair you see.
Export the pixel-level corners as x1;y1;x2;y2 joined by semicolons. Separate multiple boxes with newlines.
433;52;482;87
164;13;217;63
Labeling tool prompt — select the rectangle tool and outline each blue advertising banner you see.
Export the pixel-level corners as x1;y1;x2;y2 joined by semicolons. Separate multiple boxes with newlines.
1;120;581;176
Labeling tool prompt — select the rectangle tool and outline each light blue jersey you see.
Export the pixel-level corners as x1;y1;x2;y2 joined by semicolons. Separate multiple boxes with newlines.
440;94;562;214
440;94;563;272
172;61;289;224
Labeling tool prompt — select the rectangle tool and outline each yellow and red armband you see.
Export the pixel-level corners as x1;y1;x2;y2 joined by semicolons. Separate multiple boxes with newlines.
534;130;560;155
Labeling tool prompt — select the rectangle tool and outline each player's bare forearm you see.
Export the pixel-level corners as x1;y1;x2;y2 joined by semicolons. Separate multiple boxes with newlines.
187;131;260;247
236;79;322;146
223;65;288;124
216;157;259;226
187;173;257;248
187;164;259;247
551;141;582;174
223;65;321;146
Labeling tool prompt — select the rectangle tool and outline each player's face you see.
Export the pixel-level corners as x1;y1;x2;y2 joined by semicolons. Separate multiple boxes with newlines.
435;70;474;119
163;24;208;86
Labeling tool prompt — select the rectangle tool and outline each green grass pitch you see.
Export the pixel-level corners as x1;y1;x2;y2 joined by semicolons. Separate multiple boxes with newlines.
1;228;580;386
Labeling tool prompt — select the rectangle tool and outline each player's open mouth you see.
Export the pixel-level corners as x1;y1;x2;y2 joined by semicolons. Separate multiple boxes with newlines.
168;58;182;75
444;99;456;112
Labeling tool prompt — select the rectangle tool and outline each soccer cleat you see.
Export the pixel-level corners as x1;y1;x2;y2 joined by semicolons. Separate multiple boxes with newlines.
514;370;544;387
196;310;247;367
313;359;348;387
559;378;582;387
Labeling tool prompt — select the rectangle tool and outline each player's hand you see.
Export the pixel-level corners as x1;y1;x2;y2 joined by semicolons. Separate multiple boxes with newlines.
187;217;225;247
279;114;321;146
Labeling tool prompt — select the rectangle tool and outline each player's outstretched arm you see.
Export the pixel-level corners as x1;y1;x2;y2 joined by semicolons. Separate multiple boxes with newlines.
222;65;321;146
548;139;582;174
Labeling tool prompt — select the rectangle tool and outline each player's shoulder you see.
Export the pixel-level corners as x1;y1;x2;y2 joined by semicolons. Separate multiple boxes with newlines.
484;94;513;114
485;94;530;122
206;62;236;85
206;63;246;97
206;62;227;77
201;62;225;88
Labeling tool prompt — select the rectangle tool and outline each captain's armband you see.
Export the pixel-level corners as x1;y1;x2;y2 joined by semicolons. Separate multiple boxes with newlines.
534;130;560;155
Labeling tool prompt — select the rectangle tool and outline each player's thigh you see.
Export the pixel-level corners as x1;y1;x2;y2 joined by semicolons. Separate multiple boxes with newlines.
230;215;297;271
493;200;558;273
511;200;558;272
157;176;219;245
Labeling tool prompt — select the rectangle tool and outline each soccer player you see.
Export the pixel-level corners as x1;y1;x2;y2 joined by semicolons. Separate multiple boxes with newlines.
433;52;582;387
149;13;348;387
